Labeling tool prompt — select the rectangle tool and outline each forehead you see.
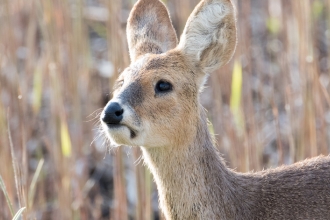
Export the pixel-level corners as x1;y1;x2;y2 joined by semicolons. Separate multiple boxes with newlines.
120;52;191;82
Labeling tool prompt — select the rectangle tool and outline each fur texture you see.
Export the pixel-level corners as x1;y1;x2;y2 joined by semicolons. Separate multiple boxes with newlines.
142;110;330;219
178;0;237;74
127;0;178;61
101;0;330;219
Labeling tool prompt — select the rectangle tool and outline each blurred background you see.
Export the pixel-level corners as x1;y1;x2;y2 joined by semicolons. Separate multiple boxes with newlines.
0;0;330;219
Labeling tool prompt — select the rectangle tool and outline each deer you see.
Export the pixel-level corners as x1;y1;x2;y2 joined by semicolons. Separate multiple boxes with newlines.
100;0;330;219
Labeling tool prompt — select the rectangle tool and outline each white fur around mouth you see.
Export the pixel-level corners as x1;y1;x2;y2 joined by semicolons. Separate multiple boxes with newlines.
106;123;137;139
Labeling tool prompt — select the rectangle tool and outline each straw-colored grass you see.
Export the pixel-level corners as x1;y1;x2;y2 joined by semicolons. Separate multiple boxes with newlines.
0;0;329;219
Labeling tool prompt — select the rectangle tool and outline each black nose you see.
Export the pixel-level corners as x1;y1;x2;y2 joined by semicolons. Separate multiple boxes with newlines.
102;102;124;125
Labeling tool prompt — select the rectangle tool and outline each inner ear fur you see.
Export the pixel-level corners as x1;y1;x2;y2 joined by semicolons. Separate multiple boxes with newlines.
178;0;237;73
127;0;178;62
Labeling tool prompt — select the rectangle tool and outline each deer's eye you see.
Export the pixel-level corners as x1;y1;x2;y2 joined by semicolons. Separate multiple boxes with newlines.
155;80;172;93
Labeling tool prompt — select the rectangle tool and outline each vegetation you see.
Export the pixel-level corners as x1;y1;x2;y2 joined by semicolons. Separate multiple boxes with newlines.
0;0;329;219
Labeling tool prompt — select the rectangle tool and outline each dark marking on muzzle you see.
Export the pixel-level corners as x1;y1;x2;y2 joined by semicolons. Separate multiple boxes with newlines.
119;81;144;107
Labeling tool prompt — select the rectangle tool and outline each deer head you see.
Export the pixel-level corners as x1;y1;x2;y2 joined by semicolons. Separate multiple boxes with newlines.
101;0;237;149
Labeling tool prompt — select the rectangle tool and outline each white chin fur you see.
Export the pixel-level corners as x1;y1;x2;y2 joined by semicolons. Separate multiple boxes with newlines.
103;123;143;146
105;125;130;145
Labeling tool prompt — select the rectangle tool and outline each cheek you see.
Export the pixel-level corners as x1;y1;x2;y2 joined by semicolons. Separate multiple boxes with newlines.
138;96;179;121
136;95;198;145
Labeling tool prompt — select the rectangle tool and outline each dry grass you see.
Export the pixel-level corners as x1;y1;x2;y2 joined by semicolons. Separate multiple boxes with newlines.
0;0;329;219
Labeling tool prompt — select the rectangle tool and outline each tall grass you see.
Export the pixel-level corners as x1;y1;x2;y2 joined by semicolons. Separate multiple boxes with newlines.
0;0;330;219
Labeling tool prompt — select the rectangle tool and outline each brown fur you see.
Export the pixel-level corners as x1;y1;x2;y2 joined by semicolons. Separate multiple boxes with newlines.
127;0;178;61
101;0;330;219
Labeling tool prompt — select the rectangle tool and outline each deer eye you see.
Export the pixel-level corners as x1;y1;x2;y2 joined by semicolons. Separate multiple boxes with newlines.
155;80;172;93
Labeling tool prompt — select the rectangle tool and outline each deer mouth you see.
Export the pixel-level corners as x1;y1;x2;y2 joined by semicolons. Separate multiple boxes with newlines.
106;123;137;139
130;129;137;138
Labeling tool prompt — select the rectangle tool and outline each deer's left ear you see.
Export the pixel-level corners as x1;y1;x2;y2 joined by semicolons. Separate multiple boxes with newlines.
178;0;237;74
127;0;178;62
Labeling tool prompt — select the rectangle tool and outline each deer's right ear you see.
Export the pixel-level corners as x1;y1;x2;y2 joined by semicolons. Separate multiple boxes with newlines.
127;0;178;62
178;0;237;74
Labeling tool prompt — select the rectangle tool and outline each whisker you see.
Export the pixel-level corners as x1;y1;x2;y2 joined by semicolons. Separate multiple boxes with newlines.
86;108;104;119
92;119;102;126
134;154;143;166
90;133;103;147
84;113;103;123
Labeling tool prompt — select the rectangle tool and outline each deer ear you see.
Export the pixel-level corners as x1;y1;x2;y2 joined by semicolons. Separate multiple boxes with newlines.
127;0;178;62
178;0;237;74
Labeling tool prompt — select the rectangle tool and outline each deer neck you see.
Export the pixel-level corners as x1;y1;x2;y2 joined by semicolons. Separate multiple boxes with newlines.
141;109;259;219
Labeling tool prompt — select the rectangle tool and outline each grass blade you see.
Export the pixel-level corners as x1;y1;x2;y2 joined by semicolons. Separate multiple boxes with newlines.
230;60;245;134
60;119;72;158
32;64;43;114
0;174;14;217
28;158;44;208
7;111;23;208
12;207;26;220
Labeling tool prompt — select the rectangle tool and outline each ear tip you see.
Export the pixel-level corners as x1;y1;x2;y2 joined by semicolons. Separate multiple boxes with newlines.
133;0;166;8
128;0;171;24
126;0;178;62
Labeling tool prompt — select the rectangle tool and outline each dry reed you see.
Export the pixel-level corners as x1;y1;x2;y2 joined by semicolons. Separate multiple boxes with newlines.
0;0;329;219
